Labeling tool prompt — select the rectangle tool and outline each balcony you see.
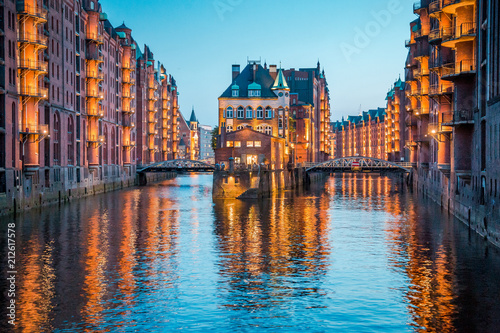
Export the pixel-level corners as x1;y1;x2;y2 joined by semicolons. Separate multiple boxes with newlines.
429;83;454;95
122;121;135;128
86;90;104;100
429;28;442;43
414;107;430;116
122;77;135;85
18;59;48;73
429;0;441;16
413;67;430;77
87;108;104;118
442;22;476;47
16;3;48;22
19;86;48;99
122;107;135;114
86;70;104;80
123;141;136;149
441;59;476;80
86;32;104;44
122;63;134;71
405;39;415;47
17;31;48;48
122;92;135;99
442;0;475;14
86;52;104;62
441;109;474;126
429;122;452;135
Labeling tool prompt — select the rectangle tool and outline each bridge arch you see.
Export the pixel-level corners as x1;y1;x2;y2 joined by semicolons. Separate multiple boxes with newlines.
138;159;215;173
306;156;411;173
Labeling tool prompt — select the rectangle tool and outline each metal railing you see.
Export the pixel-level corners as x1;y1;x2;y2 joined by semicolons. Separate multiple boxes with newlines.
19;86;48;98
441;109;474;124
429;28;441;41
429;0;441;14
86;33;104;44
16;3;48;21
18;59;48;72
429;84;454;95
17;31;48;46
442;59;476;77
86;70;104;80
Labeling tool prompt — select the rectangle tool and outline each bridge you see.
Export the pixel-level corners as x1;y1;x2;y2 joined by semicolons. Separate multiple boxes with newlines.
137;159;215;173
306;156;411;173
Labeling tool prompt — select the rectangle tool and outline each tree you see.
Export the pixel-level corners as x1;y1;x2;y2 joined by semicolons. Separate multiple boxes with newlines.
211;126;219;150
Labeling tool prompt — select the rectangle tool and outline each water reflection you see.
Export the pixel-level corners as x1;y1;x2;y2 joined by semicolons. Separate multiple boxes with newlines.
213;193;331;312
0;174;499;332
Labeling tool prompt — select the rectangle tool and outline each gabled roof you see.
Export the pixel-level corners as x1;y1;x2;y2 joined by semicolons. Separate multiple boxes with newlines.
271;68;290;91
220;64;277;98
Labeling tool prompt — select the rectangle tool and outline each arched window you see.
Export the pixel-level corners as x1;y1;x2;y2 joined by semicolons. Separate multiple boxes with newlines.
226;125;233;132
265;125;272;136
256;125;264;133
246;107;253;119
237;125;244;130
256;107;263;119
237;107;244;119
265;107;273;119
226;106;233;118
111;127;116;165
67;116;74;165
103;126;108;165
53;113;60;165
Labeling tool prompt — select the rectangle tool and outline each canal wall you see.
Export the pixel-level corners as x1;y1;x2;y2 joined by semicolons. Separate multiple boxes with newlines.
0;169;176;216
413;167;500;248
212;167;325;199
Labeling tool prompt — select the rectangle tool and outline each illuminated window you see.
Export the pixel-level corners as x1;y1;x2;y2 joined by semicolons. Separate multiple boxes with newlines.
247;141;254;147
226;141;233;147
254;141;261;147
256;107;263;118
234;141;241;147
226;125;233;132
237;125;244;130
265;126;272;135
265;107;273;118
234;157;241;164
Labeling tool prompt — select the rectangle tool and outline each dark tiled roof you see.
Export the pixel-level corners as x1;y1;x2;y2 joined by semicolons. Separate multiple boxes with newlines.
220;64;277;98
116;22;131;30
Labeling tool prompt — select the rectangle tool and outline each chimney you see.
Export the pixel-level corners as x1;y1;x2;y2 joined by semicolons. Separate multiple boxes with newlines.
232;65;240;81
269;65;277;80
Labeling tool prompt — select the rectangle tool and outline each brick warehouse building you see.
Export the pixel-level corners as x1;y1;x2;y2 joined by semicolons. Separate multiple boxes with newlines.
402;0;500;247
331;108;386;160
215;60;332;168
0;0;179;214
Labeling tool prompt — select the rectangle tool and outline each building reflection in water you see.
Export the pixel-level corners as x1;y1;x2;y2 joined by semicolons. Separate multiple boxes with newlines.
212;185;331;311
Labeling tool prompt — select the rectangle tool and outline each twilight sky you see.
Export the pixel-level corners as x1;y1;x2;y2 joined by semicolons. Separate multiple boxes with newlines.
100;0;416;126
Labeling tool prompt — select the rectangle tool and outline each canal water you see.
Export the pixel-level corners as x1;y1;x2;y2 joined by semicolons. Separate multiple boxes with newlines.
1;174;500;332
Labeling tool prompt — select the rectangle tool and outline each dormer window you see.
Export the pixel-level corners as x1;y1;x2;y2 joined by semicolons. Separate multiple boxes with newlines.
232;83;239;97
248;82;261;97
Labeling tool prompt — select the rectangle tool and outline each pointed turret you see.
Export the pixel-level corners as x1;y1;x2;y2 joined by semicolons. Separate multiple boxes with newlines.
271;68;289;91
189;107;197;124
